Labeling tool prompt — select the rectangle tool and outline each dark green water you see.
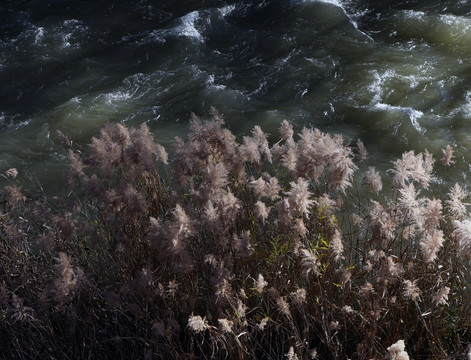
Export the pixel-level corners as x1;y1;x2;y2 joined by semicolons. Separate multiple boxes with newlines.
2;0;471;190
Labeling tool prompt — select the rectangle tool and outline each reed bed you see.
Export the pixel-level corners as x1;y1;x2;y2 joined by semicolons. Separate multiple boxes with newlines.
1;109;470;359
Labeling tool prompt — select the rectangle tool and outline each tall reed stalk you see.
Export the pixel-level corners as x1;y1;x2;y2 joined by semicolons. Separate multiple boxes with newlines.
1;109;470;359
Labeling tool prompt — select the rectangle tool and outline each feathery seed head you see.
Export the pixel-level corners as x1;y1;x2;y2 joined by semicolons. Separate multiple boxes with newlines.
188;315;208;333
441;144;455;166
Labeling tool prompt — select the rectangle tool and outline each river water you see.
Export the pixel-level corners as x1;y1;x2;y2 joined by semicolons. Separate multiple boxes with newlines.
1;0;471;191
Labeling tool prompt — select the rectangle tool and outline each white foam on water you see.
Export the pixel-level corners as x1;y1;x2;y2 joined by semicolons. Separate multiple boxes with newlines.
364;67;430;134
0;113;29;129
294;0;372;41
294;0;344;6
315;0;344;6
368;70;386;104
189;65;228;92
462;91;471;116
371;103;425;134
218;4;236;17
402;10;426;20
123;73;146;92
61;33;72;48
70;96;82;105
59;19;87;49
94;72;164;112
368;70;402;105
450;91;471;118
153;11;205;43
247;79;268;98
0;113;31;130
13;119;31;130
34;27;45;44
206;74;226;90
63;19;81;27
367;68;433;105
104;91;132;104
174;11;204;42
139;29;166;44
399;10;471;48
439;14;471;38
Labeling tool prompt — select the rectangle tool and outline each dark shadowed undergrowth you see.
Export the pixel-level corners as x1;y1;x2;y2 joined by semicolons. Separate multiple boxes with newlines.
1;109;471;359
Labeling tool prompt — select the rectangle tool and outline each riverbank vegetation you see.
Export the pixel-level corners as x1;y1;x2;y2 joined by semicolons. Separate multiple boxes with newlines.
1;108;471;359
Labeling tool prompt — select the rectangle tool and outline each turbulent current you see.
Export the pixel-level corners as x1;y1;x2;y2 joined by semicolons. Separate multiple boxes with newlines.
2;0;471;190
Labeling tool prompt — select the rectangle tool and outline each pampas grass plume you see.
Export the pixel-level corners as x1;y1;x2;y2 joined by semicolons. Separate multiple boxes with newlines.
386;340;410;360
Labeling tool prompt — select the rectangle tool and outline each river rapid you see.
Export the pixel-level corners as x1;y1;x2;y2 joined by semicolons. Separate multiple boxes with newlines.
1;0;471;191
